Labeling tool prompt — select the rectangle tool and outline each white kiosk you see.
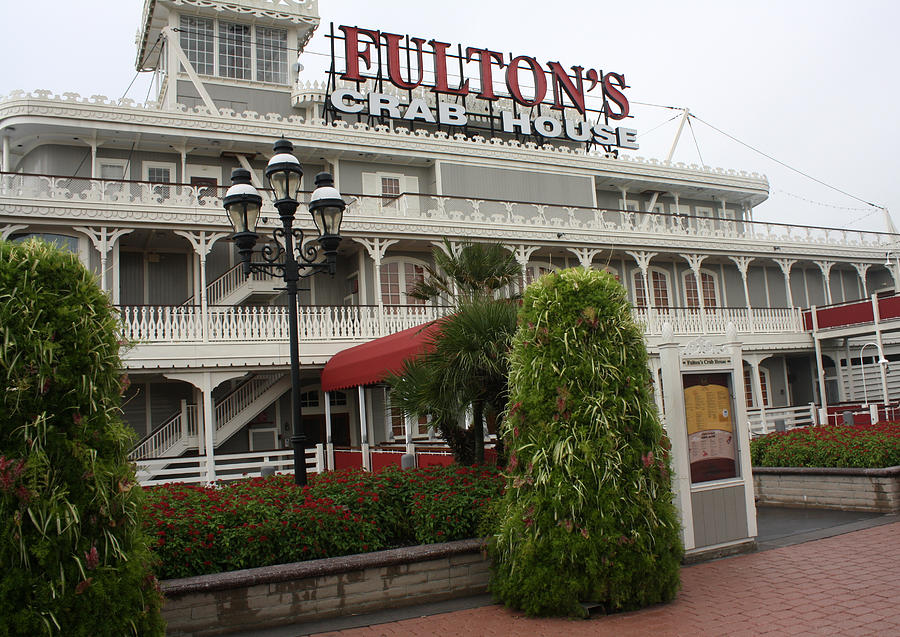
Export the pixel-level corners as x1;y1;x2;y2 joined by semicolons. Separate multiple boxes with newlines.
658;322;758;557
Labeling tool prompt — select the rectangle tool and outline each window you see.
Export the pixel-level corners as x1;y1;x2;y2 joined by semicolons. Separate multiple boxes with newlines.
525;263;555;285
99;160;127;180
143;162;176;200
743;366;770;408
381;260;426;305
632;268;670;308
684;271;719;308
179;16;288;84
329;391;347;407
180;16;215;75
362;172;420;215
385;390;429;439
11;233;78;253
381;176;401;209
299;389;319;408
256;27;288;83
219;22;251;79
143;162;175;183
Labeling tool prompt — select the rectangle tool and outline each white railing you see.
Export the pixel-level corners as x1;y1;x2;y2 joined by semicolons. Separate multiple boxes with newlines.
130;402;198;460
135;445;325;487
3;172;895;251
214;374;278;434
632;306;806;336
748;404;817;437
119;304;452;344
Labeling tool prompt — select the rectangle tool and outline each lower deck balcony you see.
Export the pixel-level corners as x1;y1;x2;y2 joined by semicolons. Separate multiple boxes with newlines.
118;303;810;369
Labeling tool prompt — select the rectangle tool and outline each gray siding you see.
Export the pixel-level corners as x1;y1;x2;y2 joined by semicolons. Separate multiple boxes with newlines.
177;80;295;118
691;485;749;548
441;164;593;207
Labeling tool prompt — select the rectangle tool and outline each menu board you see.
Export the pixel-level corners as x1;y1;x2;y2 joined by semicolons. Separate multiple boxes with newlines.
683;373;738;483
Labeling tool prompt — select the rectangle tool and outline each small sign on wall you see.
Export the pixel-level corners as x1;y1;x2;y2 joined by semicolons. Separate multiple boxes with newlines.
683;373;738;484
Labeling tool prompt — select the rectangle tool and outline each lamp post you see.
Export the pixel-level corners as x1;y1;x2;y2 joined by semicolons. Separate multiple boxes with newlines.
223;139;345;485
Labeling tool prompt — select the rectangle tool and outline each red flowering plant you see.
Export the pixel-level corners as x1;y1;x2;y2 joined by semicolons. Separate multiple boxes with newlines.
142;465;504;579
750;422;900;468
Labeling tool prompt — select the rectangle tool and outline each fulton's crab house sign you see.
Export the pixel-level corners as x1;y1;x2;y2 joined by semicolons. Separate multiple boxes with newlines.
325;25;638;150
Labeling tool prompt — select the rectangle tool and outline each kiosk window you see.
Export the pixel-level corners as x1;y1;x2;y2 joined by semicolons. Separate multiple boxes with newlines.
683;373;738;483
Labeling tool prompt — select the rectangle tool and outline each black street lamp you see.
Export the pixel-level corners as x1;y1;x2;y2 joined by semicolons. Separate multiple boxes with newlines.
223;139;345;485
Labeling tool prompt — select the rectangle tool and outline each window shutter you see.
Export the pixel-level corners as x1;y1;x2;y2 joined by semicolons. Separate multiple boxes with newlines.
403;176;420;216
361;173;378;215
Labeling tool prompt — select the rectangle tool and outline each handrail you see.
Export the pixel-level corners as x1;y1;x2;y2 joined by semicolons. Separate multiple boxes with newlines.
2;170;897;240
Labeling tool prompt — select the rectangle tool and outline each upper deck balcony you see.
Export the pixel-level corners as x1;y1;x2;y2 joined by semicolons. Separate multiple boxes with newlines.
117;302;809;371
0;171;894;259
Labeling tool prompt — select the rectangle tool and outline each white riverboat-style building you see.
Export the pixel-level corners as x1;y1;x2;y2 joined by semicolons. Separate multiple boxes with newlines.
3;0;899;549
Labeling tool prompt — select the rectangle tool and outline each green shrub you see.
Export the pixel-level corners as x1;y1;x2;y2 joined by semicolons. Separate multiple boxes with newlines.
143;465;505;579
750;423;900;468
0;239;164;636
490;267;683;617
144;476;383;579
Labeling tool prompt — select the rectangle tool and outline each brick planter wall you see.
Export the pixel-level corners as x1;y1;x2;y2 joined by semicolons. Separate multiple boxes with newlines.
160;539;489;637
753;466;900;513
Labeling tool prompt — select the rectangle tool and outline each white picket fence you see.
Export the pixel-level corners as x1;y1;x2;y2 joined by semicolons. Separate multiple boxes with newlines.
135;446;325;487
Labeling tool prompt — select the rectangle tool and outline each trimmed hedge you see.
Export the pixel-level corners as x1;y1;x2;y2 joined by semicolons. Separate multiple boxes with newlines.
490;267;683;617
143;465;504;580
0;239;164;636
750;423;900;468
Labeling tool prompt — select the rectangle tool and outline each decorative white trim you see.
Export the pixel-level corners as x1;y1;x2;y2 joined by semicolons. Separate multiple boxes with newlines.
681;336;730;358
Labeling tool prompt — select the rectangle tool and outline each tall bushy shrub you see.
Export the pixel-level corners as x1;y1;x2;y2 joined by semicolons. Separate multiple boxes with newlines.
490;268;683;617
0;240;164;636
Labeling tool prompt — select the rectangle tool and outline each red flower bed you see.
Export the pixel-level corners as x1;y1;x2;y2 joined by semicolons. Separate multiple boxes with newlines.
143;465;504;579
750;422;900;468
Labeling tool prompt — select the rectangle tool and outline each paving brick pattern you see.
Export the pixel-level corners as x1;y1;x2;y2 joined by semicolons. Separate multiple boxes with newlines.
312;522;900;636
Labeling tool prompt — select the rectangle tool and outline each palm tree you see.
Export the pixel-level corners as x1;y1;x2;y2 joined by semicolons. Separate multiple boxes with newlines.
387;241;521;464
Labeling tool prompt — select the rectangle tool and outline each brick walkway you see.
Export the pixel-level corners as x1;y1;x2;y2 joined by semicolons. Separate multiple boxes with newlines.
312;522;900;636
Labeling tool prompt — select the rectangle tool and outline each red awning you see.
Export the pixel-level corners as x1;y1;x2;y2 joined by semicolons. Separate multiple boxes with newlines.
321;320;443;392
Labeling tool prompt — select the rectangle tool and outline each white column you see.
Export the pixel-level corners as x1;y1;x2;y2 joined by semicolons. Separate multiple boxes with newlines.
657;323;695;550
729;256;754;315
354;238;399;335
324;390;334;470
726;325;757;539
748;358;768;434
872;295;890;405
512;244;540;295
814;260;834;305
851;263;872;299
404;413;415;456
684;254;707;330
810;309;829;416
1;135;9;173
774;258;796;308
201;374;216;483
74;226;134;295
175;230;229;342
358;386;370;470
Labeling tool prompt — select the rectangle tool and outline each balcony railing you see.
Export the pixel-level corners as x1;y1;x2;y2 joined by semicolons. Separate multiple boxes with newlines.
632;306;805;335
119;304;452;344
2;172;895;250
118;303;807;347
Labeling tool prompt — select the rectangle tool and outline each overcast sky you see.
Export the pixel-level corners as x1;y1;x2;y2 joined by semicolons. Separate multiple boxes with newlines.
1;0;897;232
